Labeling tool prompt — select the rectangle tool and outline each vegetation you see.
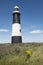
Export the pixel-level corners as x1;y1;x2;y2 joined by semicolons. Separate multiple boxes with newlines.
0;43;43;65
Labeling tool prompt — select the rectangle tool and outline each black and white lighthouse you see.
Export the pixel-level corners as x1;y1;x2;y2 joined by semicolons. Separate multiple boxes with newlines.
11;6;22;43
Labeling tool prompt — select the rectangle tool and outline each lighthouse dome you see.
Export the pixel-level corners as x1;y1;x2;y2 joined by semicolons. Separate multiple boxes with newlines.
14;6;19;9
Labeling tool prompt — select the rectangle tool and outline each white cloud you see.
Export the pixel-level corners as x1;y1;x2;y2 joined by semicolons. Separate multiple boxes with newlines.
30;30;43;34
0;29;9;32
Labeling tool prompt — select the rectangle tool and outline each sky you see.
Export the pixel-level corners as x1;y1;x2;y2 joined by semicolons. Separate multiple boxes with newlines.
0;0;43;43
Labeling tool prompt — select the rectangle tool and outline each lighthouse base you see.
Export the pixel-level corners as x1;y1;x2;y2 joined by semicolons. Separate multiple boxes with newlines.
11;36;22;43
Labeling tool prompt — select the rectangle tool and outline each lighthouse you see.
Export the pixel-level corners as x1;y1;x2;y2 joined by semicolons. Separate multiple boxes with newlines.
11;6;22;43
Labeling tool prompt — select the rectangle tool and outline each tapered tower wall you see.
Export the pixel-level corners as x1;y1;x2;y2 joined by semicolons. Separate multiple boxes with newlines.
11;6;22;43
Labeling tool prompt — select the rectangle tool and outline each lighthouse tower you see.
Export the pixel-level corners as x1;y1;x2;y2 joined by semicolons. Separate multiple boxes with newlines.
11;6;22;43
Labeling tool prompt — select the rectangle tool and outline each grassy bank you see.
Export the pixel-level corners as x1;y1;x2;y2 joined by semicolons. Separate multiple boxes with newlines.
0;43;43;65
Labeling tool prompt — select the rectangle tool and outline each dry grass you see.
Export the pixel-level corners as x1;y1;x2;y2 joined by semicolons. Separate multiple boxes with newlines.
0;43;43;65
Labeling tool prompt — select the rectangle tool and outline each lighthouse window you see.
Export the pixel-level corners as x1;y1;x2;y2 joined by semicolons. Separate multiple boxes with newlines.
20;29;21;32
15;8;19;11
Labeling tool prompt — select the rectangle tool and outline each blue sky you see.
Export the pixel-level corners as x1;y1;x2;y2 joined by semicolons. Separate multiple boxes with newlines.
0;0;43;43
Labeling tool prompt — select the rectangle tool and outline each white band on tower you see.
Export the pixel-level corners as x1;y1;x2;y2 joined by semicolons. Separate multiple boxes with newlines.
12;23;21;36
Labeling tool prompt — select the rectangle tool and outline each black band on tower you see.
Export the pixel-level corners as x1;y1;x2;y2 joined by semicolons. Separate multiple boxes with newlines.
13;13;20;24
12;36;22;43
